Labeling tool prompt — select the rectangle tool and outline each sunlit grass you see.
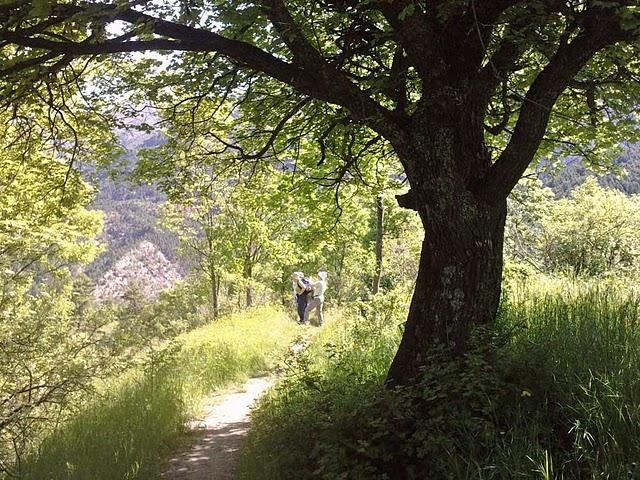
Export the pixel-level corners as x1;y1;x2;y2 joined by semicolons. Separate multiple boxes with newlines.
495;282;640;479
240;283;640;479
20;305;301;480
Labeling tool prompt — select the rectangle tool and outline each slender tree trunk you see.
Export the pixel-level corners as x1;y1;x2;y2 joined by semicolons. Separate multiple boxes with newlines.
372;193;384;295
385;109;508;386
205;233;219;319
335;241;346;301
208;264;219;320
244;259;253;308
216;273;221;308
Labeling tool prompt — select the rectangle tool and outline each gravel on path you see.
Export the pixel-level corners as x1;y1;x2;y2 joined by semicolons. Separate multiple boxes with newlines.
161;377;272;480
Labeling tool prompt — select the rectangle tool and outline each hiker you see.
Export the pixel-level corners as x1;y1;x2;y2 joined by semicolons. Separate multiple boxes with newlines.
291;272;310;324
304;271;327;326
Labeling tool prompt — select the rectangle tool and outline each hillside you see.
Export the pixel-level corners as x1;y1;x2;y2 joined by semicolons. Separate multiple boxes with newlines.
83;130;184;282
93;240;182;302
540;144;640;197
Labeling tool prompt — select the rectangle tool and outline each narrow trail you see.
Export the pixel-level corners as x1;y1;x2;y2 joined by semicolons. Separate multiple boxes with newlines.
161;377;273;480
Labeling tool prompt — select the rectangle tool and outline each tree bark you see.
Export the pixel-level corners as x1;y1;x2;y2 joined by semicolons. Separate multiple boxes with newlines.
372;193;384;295
385;112;507;386
386;203;506;385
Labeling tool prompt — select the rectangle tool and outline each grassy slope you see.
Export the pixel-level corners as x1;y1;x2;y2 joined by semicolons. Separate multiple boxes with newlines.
240;285;640;479
238;293;404;480
21;306;301;480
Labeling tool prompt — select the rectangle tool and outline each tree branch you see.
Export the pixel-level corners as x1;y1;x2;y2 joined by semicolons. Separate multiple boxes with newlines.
477;9;636;201
388;45;409;113
260;0;402;137
372;0;439;79
1;1;403;142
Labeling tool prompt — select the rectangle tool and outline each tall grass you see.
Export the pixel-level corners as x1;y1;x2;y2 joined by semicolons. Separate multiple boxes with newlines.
240;284;640;479
496;286;640;478
20;306;301;480
238;291;406;479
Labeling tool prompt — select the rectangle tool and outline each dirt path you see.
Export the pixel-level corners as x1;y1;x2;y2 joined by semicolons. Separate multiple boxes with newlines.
161;377;272;480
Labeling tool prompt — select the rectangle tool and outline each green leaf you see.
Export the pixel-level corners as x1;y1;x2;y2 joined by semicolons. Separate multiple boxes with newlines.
620;9;640;32
28;0;51;18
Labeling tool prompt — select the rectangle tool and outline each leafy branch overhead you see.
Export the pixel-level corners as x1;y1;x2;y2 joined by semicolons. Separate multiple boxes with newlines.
1;1;639;194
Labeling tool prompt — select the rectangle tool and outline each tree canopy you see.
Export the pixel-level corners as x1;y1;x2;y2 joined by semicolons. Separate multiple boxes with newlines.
2;1;639;184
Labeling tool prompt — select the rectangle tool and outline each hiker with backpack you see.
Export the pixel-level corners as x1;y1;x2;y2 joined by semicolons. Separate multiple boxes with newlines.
304;271;328;326
291;272;311;324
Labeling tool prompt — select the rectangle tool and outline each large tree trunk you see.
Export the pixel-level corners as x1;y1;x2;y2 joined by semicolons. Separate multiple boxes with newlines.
386;109;508;386
386;204;506;385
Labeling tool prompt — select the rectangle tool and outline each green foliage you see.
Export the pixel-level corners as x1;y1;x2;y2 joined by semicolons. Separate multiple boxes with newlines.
19;306;301;480
156;162;299;311
28;0;51;19
240;284;640;479
136;100;421;308
136;277;211;336
541;178;640;276
505;179;555;271
0;146;124;471
506;177;640;277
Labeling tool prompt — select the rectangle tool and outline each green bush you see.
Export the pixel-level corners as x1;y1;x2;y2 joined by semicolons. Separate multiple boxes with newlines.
506;178;640;279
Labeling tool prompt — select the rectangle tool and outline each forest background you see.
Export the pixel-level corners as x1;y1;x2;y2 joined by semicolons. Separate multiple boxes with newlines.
3;122;640;479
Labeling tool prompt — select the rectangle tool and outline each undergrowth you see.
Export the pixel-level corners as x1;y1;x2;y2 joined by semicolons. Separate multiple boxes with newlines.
239;286;640;479
20;305;300;480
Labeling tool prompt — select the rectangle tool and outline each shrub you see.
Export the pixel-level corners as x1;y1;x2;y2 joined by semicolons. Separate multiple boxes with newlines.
240;285;640;479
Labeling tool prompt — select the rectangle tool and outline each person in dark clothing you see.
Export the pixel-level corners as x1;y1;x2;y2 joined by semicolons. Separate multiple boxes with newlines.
291;271;311;324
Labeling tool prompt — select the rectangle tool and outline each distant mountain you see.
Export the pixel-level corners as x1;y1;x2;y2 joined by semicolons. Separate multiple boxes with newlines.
93;241;181;303
540;144;640;197
83;130;185;282
87;130;166;204
85;199;182;279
